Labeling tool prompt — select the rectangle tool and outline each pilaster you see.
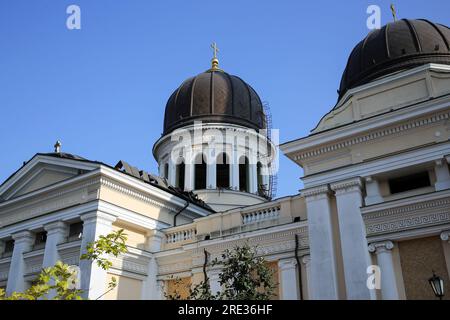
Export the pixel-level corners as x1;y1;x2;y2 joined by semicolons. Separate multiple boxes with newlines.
331;177;374;300
79;211;117;300
6;231;35;295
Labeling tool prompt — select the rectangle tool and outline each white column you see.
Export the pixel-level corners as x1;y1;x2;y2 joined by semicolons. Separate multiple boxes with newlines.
79;211;117;300
184;163;194;191
206;147;217;189
364;176;384;205
303;185;339;299
440;231;450;280
435;159;450;191
168;161;176;186
249;164;257;194
141;230;164;300
6;231;34;295
278;258;299;300
368;241;399;300
301;255;312;299
231;146;239;191
331;178;375;300
208;268;221;296
43;221;68;268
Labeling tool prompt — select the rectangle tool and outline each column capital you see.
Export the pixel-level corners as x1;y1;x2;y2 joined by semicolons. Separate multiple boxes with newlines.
11;230;34;243
440;230;450;242
435;158;448;166
278;258;297;270
301;254;311;267
330;177;363;195
44;221;68;234
368;240;394;254
146;229;165;239
80;211;117;225
302;185;330;200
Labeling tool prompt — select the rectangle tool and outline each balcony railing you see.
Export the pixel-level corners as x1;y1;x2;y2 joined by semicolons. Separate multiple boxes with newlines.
165;227;197;244
242;204;281;225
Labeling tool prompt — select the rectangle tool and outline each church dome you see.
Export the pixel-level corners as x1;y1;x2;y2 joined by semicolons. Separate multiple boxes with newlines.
163;68;266;135
339;19;450;100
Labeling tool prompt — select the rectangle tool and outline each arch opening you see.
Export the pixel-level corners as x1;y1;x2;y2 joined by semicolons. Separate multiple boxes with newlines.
194;153;207;190
217;153;230;189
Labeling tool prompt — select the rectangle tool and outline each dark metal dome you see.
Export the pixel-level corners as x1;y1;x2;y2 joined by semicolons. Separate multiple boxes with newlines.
163;70;266;134
339;19;450;100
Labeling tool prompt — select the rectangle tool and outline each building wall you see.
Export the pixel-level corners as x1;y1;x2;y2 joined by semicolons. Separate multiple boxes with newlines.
112;224;147;250
398;236;450;300
104;273;143;300
266;261;279;300
165;277;192;300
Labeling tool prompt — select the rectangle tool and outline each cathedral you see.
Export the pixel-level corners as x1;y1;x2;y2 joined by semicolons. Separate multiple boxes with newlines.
1;18;450;300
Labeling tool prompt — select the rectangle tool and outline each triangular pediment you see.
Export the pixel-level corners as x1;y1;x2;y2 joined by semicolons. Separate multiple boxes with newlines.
0;154;101;201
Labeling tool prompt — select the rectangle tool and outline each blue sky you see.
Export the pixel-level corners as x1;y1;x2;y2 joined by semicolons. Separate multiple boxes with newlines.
0;0;449;198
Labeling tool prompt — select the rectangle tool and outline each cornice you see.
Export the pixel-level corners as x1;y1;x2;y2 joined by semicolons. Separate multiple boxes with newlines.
295;110;449;161
99;177;177;213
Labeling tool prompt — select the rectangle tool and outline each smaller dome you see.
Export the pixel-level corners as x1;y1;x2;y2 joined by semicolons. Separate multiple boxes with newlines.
339;19;450;100
163;70;266;134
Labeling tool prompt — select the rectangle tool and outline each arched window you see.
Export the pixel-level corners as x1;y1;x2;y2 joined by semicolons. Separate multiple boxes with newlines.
175;159;185;190
239;156;249;192
164;163;169;180
216;153;230;188
194;153;207;190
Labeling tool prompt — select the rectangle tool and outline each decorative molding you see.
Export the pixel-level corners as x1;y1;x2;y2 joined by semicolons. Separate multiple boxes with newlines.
0;179;98;228
294;111;450;161
109;251;150;276
100;177;178;213
364;191;450;237
366;211;450;236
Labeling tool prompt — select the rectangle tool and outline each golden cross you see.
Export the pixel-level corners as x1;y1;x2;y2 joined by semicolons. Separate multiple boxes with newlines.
390;3;397;22
211;42;219;59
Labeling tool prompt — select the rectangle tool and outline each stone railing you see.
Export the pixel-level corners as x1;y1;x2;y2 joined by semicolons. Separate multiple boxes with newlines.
242;204;281;225
165;226;197;244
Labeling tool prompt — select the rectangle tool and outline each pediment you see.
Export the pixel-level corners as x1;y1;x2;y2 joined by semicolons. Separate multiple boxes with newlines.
0;154;100;201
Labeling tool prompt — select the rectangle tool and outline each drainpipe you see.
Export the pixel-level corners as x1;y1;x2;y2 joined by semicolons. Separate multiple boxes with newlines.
295;234;303;300
203;249;209;283
173;200;189;227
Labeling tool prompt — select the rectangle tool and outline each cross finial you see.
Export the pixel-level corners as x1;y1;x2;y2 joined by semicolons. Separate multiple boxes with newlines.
211;42;219;59
390;3;397;22
209;42;221;71
54;140;62;153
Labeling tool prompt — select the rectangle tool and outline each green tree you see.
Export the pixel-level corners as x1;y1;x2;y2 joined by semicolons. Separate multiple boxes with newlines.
0;229;127;300
166;243;276;300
